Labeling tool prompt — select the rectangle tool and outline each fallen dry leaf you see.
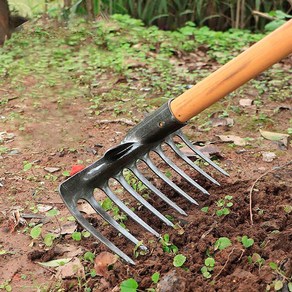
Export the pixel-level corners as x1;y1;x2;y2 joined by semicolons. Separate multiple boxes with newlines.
94;252;118;277
217;135;247;146
37;204;53;213
55;244;84;258
180;144;221;158
60;222;77;235
260;130;289;147
78;202;96;215
56;258;85;280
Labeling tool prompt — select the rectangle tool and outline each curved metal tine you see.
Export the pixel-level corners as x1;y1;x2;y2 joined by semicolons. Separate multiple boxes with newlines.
165;137;220;186
102;184;160;238
87;196;146;250
129;166;187;216
175;130;229;176
71;207;135;265
116;174;174;227
154;145;210;195
141;154;198;205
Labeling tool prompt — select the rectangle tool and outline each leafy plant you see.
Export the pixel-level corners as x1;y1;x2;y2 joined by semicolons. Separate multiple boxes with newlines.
201;257;215;279
84;251;95;263
30;225;42;239
173;254;186;267
264;10;292;31
23;161;33;171
0;279;12;292
215;195;233;217
133;241;148;258
248;253;265;269
239;235;254;248
120;278;139;292
214;237;232;251
201;206;209;213
72;231;82;241
100;198;127;223
160;234;178;253
151;271;160;284
43;233;56;247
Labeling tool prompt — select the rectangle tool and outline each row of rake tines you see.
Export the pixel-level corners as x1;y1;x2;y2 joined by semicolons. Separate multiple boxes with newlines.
78;130;228;262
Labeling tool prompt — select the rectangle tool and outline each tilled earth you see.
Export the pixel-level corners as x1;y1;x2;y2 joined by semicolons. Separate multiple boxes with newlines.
0;40;291;291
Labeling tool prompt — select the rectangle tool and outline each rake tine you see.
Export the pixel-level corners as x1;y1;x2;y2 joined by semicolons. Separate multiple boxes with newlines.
165;137;220;186
129;166;187;216
175;130;229;176
87;196;147;249
70;207;135;265
142;154;198;205
116;174;174;227
102;184;160;238
154;145;210;195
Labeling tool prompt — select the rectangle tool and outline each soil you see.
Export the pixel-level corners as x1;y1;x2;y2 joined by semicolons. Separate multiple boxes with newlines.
0;43;291;291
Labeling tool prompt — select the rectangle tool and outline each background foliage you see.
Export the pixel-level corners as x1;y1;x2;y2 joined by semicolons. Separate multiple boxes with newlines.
8;0;292;31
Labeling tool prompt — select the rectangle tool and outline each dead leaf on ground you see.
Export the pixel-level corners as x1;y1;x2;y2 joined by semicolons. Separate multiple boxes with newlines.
78;202;96;215
53;222;77;235
56;258;85;280
2;208;27;233
94;251;118;277
259;130;289;147
180;144;221;158
55;244;84;258
37;204;53;213
217;135;247;146
37;258;72;268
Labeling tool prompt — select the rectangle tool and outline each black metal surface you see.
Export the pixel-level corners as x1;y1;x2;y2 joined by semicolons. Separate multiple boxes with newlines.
59;101;228;264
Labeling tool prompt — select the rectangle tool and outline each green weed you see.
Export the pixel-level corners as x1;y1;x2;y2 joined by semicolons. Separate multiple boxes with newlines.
215;195;233;217
160;234;178;253
201;257;215;279
173;254;187;267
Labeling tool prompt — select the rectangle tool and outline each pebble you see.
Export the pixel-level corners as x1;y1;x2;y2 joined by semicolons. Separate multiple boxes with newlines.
262;152;277;162
157;270;186;292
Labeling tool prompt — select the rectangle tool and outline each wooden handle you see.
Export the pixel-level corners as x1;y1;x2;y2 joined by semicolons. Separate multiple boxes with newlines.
170;19;292;122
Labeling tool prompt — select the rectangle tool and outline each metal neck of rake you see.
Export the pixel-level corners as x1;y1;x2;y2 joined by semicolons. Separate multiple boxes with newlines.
123;101;186;144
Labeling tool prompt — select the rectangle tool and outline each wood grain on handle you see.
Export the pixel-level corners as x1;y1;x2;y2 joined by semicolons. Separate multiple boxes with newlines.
170;19;292;122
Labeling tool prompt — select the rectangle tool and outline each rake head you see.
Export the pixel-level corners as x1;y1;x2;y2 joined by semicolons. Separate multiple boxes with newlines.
59;102;228;264
59;20;292;264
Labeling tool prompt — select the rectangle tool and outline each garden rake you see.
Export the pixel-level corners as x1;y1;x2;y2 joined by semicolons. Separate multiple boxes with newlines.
59;20;292;264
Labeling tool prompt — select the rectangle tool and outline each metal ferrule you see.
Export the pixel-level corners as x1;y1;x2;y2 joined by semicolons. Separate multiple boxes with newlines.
123;100;186;144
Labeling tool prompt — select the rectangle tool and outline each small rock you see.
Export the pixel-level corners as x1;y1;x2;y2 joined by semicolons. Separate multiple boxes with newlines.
157;270;186;292
44;167;60;173
211;117;234;127
239;99;253;107
9;149;20;155
37;204;53;212
262;152;277;162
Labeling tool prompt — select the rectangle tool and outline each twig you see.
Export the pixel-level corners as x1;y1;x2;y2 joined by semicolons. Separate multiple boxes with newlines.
97;118;136;126
201;221;217;239
252;10;276;20
249;161;292;226
214;248;244;280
